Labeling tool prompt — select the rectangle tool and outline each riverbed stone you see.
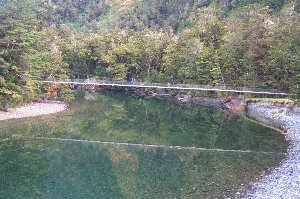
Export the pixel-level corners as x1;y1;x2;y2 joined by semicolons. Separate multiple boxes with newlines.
243;102;300;199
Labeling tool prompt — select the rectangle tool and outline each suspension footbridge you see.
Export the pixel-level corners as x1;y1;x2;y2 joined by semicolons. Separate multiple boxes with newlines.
41;79;290;96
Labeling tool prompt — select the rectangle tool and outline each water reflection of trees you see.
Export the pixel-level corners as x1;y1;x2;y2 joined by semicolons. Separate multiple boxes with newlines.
0;139;284;199
67;92;287;152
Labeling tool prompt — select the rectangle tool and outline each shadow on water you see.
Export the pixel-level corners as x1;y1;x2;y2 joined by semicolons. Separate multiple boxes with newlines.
0;92;289;198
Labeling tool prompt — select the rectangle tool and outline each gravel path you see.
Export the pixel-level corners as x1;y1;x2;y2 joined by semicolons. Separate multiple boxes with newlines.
0;102;67;121
244;102;300;199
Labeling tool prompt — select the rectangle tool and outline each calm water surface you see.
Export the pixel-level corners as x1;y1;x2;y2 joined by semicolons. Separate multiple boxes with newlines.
0;92;288;199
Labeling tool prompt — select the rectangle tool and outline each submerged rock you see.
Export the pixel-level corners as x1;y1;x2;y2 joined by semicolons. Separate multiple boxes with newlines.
84;92;96;100
176;94;192;103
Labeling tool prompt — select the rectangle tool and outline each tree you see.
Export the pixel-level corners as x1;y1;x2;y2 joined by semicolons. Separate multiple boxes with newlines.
0;0;42;109
105;31;144;80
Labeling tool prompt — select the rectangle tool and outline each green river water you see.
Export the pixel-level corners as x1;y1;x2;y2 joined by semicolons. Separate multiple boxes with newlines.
0;92;288;199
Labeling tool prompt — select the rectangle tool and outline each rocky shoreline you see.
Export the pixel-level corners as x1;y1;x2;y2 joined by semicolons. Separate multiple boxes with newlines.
243;102;300;199
0;101;67;121
95;87;246;112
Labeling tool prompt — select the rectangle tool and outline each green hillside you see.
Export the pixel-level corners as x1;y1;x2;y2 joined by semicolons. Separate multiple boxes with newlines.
37;0;290;32
0;0;300;109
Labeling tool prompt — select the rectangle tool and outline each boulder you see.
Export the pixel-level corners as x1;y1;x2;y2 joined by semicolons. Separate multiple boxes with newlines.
223;96;246;113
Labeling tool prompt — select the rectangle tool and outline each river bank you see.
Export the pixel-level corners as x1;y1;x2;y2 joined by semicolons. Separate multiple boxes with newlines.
0;101;67;121
84;86;245;112
243;102;300;199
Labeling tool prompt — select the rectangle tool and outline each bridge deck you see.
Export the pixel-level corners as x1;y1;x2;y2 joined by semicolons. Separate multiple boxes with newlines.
42;79;290;96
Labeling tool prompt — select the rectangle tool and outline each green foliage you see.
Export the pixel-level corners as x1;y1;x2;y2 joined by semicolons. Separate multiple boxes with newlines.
245;97;294;104
36;0;111;31
291;50;300;100
264;0;285;11
0;0;40;109
32;0;290;33
0;0;73;109
1;0;300;109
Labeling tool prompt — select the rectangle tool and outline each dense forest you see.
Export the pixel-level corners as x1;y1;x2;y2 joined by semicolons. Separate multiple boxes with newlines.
1;0;300;109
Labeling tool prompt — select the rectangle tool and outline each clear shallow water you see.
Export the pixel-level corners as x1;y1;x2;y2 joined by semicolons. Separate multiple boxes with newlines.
0;92;288;199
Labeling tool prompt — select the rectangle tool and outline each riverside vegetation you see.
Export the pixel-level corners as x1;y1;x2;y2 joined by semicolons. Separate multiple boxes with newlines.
1;0;300;109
